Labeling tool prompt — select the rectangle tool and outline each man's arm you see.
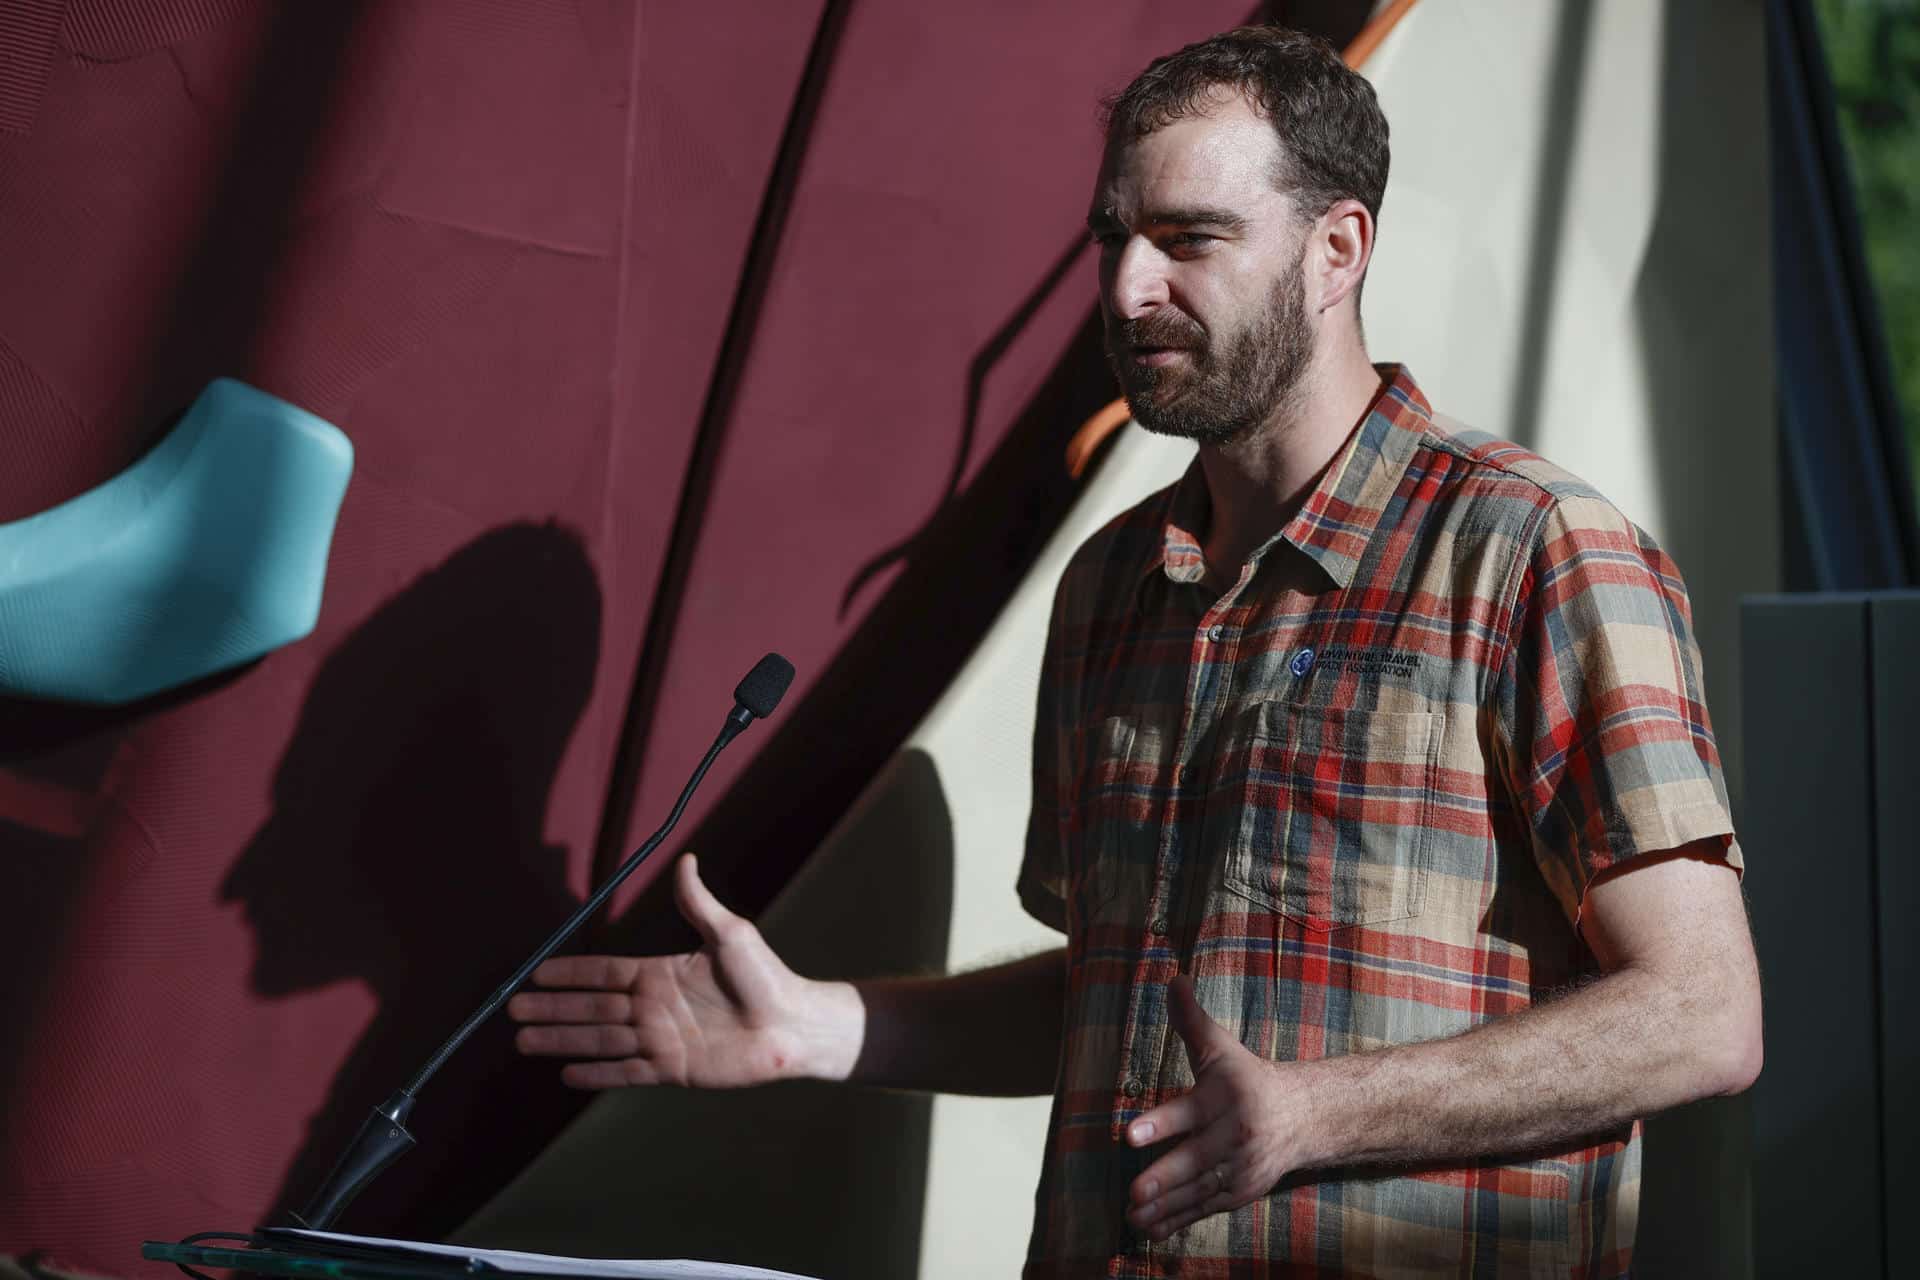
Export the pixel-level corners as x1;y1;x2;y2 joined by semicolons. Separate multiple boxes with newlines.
1124;840;1761;1240
847;949;1065;1095
510;852;1066;1097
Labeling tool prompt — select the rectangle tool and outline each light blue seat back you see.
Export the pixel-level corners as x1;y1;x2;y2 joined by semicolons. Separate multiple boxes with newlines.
0;378;353;705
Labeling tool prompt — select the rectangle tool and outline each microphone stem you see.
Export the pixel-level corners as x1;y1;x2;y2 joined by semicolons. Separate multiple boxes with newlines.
402;712;742;1098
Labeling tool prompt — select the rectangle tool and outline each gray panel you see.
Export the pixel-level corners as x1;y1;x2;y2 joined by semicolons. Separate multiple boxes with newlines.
1740;595;1881;1277
1871;591;1920;1236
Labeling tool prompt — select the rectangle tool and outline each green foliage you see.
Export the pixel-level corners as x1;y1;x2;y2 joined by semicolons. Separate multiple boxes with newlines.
1815;0;1920;508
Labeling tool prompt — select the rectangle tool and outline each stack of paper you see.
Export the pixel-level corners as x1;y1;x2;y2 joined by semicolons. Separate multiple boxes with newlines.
276;1228;823;1280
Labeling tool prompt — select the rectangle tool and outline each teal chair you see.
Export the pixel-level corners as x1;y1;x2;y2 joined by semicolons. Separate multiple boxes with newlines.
0;378;353;705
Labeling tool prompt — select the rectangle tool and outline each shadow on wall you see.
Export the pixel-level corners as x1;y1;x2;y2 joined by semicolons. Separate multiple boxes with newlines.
605;297;1113;956
1504;0;1596;452
1631;2;1774;1277
0;567;251;1134
460;748;956;1280
221;521;603;1235
837;232;1090;618
121;2;369;437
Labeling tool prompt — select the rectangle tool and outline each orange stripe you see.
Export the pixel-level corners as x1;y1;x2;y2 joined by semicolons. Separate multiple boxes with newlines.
1344;0;1421;71
1065;399;1133;478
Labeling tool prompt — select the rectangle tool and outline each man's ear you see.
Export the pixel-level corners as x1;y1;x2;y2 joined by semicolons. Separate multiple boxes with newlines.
1313;197;1374;315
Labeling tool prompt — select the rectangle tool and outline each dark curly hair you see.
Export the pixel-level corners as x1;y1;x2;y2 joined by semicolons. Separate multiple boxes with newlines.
1103;25;1390;227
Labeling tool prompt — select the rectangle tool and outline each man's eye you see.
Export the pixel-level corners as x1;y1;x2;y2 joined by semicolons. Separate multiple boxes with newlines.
1165;232;1214;251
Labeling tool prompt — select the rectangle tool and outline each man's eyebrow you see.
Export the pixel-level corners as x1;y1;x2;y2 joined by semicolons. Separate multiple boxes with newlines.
1083;206;1250;234
1144;206;1249;232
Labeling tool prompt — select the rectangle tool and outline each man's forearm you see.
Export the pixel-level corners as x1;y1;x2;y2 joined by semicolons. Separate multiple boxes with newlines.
1294;957;1759;1170
807;948;1066;1096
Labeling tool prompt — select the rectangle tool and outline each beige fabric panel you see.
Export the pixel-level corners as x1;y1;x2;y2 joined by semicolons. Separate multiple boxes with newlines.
1364;0;1775;812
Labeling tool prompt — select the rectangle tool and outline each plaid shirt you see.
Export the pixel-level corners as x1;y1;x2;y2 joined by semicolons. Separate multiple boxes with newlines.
1017;366;1740;1279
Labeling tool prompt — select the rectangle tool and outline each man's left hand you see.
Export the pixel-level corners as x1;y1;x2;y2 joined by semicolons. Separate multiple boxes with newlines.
1124;976;1308;1240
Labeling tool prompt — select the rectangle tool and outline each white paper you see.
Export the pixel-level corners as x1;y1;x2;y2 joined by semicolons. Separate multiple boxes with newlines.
277;1229;822;1280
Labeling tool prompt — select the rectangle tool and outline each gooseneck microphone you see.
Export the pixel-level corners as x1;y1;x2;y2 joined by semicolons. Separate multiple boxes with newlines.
287;653;796;1231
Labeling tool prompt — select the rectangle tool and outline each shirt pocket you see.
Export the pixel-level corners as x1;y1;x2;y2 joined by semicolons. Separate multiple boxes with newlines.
1224;706;1444;929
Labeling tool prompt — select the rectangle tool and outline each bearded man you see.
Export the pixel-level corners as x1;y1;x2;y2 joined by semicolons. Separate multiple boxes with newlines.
511;27;1761;1278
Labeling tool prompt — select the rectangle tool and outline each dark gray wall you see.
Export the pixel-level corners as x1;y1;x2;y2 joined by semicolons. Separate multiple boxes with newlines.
1742;591;1920;1278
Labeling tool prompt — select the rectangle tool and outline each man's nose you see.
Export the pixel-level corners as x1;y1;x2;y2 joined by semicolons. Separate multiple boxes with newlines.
1104;237;1168;320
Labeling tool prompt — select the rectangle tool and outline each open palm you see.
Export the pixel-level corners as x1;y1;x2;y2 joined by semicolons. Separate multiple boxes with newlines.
509;854;825;1090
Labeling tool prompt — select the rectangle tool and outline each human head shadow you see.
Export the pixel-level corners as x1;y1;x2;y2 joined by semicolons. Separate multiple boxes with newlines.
221;521;600;1234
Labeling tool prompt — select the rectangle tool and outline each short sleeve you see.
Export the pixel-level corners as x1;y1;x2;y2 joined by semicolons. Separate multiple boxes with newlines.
1493;497;1742;923
1016;575;1075;934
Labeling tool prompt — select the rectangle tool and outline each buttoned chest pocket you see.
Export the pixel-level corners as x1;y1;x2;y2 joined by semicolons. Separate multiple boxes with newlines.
1224;707;1444;929
1069;715;1154;927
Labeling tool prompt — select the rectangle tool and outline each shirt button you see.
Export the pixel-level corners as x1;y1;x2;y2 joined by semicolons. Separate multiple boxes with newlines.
1149;915;1168;936
1207;623;1225;642
1122;1075;1144;1098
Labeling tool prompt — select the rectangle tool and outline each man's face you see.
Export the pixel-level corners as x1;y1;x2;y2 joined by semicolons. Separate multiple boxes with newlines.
1089;95;1314;446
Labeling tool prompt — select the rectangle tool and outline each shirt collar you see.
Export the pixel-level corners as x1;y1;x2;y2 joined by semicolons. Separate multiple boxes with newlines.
1145;364;1434;596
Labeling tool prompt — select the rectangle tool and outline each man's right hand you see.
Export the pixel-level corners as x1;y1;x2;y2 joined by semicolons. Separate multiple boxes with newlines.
508;853;860;1090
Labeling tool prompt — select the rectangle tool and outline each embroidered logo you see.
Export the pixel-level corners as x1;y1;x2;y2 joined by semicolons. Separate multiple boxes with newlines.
1313;645;1422;679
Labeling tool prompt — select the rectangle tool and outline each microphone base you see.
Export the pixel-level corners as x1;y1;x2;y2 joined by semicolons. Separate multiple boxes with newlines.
288;1091;417;1231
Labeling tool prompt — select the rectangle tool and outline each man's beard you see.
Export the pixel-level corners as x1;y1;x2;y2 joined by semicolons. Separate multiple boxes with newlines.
1104;262;1311;447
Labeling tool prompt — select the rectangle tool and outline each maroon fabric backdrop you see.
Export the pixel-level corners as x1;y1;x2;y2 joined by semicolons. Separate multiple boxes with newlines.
0;2;1253;1273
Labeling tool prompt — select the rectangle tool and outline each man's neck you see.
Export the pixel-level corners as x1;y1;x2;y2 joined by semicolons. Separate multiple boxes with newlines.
1196;343;1384;587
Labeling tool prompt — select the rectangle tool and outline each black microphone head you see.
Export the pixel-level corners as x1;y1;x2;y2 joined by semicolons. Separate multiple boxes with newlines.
734;653;794;720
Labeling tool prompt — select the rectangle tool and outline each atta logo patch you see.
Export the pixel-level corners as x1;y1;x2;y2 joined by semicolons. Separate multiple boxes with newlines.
1313;645;1423;679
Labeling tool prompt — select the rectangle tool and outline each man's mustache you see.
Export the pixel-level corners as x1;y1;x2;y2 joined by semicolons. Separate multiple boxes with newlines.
1109;311;1208;352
